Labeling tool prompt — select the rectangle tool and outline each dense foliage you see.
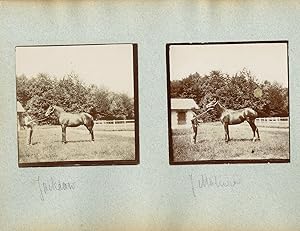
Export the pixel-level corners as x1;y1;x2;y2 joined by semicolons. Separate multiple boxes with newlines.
170;69;288;121
17;73;134;124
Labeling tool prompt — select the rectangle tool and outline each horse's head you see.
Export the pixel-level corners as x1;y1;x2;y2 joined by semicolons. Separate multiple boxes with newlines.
205;100;218;111
45;105;55;117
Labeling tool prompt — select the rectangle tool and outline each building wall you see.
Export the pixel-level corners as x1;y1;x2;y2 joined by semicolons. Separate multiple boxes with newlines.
186;111;194;126
17;113;21;131
171;110;178;128
171;110;193;129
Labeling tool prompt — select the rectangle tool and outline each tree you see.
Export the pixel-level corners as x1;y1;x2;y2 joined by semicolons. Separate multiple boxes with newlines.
16;74;31;105
86;85;111;119
16;72;135;124
107;93;134;119
170;68;288;121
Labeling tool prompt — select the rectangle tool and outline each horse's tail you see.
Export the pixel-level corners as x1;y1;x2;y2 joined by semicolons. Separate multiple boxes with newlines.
246;108;258;119
253;109;258;118
253;107;263;118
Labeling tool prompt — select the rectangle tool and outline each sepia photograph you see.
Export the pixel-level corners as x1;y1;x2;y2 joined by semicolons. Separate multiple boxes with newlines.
16;44;139;167
167;41;289;164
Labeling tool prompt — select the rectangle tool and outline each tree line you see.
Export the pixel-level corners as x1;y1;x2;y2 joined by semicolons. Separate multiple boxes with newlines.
17;73;134;124
170;69;288;121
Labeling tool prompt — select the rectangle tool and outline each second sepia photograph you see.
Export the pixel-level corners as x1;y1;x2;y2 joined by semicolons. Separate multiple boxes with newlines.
167;41;289;164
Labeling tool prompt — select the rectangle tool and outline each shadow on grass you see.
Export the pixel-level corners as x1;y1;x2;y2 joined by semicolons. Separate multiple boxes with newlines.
192;138;259;144
54;140;93;143
229;138;260;142
194;139;210;143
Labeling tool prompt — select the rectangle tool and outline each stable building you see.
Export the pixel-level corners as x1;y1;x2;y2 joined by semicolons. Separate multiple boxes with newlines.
171;98;199;129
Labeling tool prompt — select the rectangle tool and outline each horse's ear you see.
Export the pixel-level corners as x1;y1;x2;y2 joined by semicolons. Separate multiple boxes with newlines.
47;105;54;111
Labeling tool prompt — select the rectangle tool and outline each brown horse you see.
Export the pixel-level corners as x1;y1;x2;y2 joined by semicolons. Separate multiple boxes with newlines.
45;105;94;143
206;101;260;142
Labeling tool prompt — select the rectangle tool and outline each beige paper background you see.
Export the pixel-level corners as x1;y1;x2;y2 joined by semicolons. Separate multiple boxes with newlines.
0;1;299;230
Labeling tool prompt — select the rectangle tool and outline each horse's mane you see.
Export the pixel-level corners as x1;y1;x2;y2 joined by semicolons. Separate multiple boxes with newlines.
53;105;65;112
216;101;226;109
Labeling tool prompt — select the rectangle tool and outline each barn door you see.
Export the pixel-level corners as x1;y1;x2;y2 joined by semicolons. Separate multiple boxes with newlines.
177;111;186;125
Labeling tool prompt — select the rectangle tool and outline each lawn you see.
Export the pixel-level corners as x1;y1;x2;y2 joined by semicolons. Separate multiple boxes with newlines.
171;122;289;162
18;124;136;165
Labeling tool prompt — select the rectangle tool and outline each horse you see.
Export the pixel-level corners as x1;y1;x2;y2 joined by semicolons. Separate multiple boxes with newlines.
45;105;94;143
205;101;260;142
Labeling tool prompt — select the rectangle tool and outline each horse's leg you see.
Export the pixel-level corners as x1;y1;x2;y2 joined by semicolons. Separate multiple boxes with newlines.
227;125;230;142
247;121;258;142
224;123;229;142
256;125;260;141
90;128;94;141
85;125;94;141
61;125;67;143
252;120;260;141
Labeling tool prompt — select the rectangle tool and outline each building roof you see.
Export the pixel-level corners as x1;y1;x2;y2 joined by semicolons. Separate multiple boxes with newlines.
171;98;199;110
17;101;25;113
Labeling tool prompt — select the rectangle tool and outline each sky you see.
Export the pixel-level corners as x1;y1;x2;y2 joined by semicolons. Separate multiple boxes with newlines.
16;44;135;97
169;42;288;87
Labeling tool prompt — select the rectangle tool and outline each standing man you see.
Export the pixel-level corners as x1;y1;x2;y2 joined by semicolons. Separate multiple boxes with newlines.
191;109;200;144
24;111;35;145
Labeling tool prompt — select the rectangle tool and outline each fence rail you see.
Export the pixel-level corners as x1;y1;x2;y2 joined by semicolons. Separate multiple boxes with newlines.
255;117;289;122
94;119;135;131
255;117;289;128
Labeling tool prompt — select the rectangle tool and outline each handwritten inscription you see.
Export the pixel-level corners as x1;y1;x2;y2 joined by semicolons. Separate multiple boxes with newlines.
189;173;241;197
36;176;76;201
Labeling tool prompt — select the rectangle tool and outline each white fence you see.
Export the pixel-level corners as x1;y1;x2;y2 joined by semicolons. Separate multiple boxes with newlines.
94;119;135;131
255;117;289;128
255;117;289;122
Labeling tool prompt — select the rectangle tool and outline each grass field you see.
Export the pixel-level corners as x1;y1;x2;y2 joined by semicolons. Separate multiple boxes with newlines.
18;124;136;164
171;122;289;162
